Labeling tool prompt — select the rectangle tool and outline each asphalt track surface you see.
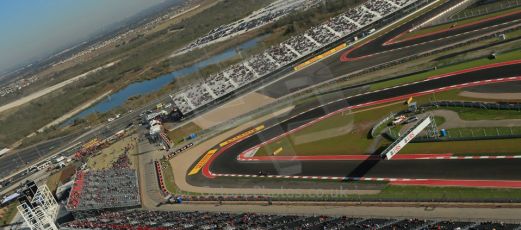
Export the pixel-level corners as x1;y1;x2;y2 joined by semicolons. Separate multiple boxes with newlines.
196;62;521;185
259;1;521;98
190;2;521;187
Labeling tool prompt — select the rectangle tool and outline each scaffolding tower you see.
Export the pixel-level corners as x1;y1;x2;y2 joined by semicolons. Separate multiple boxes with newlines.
16;182;58;230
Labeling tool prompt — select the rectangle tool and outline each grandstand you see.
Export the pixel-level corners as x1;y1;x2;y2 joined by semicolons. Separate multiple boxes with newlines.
178;0;324;54
65;168;141;217
170;0;425;115
61;210;521;229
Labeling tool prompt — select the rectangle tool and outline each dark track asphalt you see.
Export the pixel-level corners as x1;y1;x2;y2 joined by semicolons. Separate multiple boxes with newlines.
259;2;521;98
191;2;521;185
202;63;521;182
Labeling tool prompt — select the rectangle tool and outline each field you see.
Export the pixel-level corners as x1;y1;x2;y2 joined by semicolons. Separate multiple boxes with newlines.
254;88;521;157
370;48;521;91
167;122;202;144
0;202;18;226
86;135;138;170
360;185;521;201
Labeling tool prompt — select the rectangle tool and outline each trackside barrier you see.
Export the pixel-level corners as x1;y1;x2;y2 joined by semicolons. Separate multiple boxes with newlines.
154;161;169;196
370;113;396;138
431;101;521;110
294;43;347;71
165;24;521;164
381;116;433;159
449;0;521;23
413;0;478;30
385;101;521;142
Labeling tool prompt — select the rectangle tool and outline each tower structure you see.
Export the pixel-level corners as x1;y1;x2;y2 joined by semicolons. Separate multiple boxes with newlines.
16;181;59;230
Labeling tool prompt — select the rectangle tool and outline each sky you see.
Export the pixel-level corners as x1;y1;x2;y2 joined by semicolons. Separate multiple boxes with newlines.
0;0;169;74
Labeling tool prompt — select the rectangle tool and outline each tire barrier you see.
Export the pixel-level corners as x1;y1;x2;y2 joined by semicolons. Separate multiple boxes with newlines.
154;161;169;196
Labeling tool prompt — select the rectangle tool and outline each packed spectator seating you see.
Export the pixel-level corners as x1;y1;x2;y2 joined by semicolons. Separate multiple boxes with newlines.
306;25;339;45
381;218;432;229
227;64;257;86
171;94;192;114
247;53;278;76
363;0;399;16
184;82;214;108
266;44;299;66
61;210;521;229
344;7;378;26
171;0;422;115
66;168;140;212
112;154;131;169
284;35;319;56
179;0;323;53
325;15;360;37
205;72;236;97
394;0;418;7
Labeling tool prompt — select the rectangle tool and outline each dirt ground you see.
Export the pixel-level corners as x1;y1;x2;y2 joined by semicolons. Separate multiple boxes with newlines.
432;109;521;129
459;91;521;100
87;134;138;170
192;92;276;129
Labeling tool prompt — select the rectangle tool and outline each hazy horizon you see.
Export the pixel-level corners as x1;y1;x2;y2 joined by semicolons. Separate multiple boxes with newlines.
0;0;172;75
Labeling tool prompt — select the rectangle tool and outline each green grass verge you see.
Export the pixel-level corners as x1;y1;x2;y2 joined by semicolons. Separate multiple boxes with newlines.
0;202;18;226
433;115;446;126
445;127;521;138
370;49;521;91
160;160;178;194
400;6;521;41
255;87;521;157
400;138;521;155
255;102;407;156
360;185;521;200
444;107;521;120
167;122;202;144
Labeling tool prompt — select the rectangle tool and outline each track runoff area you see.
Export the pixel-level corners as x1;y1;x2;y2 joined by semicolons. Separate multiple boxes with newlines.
186;2;521;189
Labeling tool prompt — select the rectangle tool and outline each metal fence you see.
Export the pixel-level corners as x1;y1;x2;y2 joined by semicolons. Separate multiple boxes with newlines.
370;113;396;138
431;101;521;111
449;0;521;23
384;101;521;142
165;23;521;160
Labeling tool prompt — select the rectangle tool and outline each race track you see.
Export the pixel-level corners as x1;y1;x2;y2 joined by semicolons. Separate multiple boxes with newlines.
259;1;521;98
189;1;521;188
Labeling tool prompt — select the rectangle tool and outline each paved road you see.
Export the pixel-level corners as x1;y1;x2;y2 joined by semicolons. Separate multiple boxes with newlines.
192;57;521;187
258;1;521;98
4;0;520;192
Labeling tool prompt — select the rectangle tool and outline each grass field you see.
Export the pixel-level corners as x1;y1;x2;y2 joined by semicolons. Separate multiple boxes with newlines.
444;107;521;120
255;102;406;156
445;127;521;138
0;202;18;226
167;122;202;144
370;49;521;91
398;6;521;41
360;185;521;200
254;87;521;157
161;159;178;194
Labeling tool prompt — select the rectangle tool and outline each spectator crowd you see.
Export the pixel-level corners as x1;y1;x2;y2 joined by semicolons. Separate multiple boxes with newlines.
61;210;521;229
170;0;419;115
66;168;141;212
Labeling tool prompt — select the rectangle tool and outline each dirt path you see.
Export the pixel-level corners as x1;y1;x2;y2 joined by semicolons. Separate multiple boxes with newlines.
432;109;521;129
0;60;118;114
192;92;275;129
459;91;521;100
